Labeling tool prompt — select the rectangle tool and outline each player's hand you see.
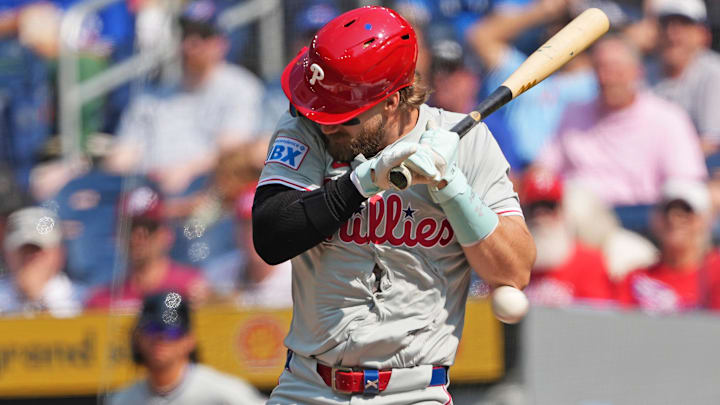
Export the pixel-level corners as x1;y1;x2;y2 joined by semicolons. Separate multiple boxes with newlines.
350;142;420;197
403;124;460;185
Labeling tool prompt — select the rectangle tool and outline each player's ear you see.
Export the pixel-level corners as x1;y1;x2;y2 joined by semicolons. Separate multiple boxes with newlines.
383;92;401;113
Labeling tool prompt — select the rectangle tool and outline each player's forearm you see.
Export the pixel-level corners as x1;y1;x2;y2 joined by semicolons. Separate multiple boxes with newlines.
463;215;535;290
252;173;365;264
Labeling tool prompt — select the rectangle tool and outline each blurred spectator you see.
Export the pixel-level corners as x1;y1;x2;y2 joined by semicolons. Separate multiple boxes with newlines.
289;0;340;58
535;35;707;206
0;3;53;191
467;0;598;169
105;0;264;195
651;0;720;155
85;186;209;311
203;184;292;307
616;179;720;313
393;0;492;49
10;0;134;60
1;0;136;189
427;36;522;170
562;179;658;282
521;171;614;307
109;291;266;405
0;207;80;317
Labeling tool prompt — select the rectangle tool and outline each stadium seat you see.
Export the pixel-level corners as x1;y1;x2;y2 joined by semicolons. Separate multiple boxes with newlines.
52;169;127;287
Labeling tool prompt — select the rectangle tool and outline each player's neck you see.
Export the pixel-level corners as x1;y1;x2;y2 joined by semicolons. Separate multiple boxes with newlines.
662;247;705;271
183;63;219;89
663;47;701;79
386;107;419;144
130;257;171;291
148;360;190;395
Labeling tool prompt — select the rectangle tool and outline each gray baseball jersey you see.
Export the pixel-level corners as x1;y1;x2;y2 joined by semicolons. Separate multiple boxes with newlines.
108;364;266;405
259;104;522;370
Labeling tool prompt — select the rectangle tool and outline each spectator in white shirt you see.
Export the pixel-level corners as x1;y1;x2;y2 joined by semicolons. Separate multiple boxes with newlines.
0;207;80;317
105;0;264;195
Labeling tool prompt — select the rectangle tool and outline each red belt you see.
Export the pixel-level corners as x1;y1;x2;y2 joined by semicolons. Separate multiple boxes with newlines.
317;363;392;394
316;363;448;395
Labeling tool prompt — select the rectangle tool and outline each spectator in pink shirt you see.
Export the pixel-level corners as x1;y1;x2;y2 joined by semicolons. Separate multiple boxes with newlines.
86;186;209;311
535;34;707;207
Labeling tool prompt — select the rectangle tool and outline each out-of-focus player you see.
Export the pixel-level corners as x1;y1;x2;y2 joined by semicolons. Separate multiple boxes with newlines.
252;6;535;404
108;291;266;405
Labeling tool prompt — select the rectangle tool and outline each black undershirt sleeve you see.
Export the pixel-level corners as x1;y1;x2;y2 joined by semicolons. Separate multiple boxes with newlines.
252;172;366;265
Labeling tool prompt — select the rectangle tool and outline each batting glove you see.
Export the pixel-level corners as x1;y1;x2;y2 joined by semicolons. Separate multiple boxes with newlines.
350;142;419;197
403;124;460;184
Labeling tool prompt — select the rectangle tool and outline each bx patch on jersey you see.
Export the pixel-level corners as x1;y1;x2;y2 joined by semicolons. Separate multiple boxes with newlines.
266;137;309;170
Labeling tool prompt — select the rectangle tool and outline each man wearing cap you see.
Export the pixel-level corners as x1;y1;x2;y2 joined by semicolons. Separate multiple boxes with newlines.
616;179;720;313
253;6;534;404
86;186;209;310
109;291;266;405
0;207;81;317
652;0;720;155
105;0;264;195
521;171;614;307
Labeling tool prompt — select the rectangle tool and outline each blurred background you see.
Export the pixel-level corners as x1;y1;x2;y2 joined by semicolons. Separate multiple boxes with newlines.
1;0;720;403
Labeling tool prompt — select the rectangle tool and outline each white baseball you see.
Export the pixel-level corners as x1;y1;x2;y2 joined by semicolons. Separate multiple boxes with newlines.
491;286;529;324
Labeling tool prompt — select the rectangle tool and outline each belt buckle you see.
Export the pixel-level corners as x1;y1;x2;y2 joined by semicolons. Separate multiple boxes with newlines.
330;366;354;394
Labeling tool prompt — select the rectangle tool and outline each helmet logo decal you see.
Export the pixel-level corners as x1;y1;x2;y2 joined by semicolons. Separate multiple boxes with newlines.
309;63;325;85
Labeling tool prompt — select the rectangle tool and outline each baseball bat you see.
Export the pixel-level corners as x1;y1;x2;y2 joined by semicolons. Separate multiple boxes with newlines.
389;7;610;190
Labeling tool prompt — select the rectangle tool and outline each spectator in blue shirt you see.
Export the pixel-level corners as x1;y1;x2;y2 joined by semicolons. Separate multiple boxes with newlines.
467;0;599;170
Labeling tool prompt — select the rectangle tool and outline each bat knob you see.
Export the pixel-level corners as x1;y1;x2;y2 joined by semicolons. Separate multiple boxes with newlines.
389;165;412;191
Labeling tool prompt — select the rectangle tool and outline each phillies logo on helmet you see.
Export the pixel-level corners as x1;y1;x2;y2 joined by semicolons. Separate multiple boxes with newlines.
309;63;325;85
336;194;454;247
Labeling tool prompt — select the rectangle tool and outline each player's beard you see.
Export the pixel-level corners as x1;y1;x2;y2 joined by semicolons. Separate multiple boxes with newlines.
529;220;574;270
325;115;385;162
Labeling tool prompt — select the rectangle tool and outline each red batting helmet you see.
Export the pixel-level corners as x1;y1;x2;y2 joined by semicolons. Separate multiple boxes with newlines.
281;6;418;125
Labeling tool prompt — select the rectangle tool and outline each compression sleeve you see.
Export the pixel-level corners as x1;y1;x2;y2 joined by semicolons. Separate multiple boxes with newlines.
252;172;365;264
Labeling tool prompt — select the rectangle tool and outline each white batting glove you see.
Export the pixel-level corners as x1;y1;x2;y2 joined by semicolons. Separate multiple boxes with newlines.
403;123;460;184
350;142;419;197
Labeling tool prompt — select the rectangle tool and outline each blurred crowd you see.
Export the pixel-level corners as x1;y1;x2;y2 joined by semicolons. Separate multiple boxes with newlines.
1;0;720;401
2;0;720;324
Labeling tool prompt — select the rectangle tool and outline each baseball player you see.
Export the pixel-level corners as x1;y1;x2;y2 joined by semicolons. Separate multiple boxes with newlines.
252;6;535;404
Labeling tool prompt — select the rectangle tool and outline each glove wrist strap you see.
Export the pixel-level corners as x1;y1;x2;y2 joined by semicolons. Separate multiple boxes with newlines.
351;161;379;198
430;169;499;245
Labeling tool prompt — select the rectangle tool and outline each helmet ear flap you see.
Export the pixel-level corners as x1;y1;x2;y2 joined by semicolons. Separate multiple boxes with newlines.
281;6;419;125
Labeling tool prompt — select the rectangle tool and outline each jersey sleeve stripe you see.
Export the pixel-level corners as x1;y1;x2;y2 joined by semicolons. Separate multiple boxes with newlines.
257;177;317;191
496;209;524;217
